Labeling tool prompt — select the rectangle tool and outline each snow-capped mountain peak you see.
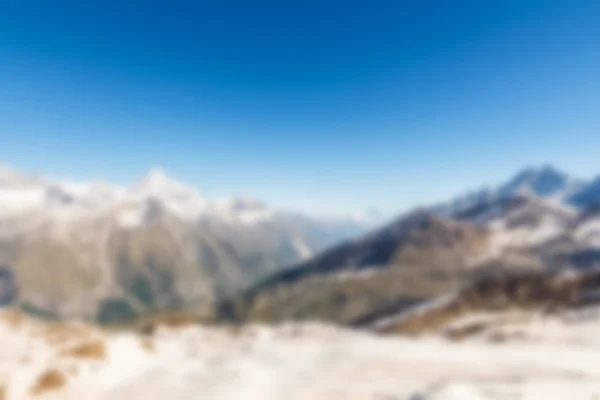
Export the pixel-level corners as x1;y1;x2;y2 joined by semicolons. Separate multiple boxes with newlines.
436;165;587;222
0;164;378;235
129;167;198;197
121;167;209;222
500;165;582;200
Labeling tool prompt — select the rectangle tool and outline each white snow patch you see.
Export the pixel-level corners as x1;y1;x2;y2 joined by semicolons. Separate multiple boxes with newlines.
371;294;458;331
477;214;566;264
0;187;46;217
5;309;600;399
116;206;146;229
291;236;313;259
574;218;600;248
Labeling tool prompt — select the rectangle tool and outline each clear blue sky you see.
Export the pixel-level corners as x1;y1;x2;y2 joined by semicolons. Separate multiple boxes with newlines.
0;0;598;215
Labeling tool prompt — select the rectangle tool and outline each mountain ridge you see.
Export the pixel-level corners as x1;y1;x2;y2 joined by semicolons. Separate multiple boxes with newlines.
0;163;381;321
210;165;600;325
4;163;600;324
0;162;384;226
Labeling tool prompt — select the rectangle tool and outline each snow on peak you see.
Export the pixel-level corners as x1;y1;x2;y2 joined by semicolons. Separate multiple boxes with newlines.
44;181;125;210
0;163;279;227
501;165;581;200
436;165;584;221
127;167;204;203
123;167;208;222
130;167;192;196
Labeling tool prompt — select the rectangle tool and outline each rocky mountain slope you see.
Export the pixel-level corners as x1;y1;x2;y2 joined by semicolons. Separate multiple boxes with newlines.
4;163;600;326
0;163;379;322
213;166;600;325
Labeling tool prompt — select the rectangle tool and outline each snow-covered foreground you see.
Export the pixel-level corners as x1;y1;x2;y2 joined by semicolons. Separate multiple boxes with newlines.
2;309;600;400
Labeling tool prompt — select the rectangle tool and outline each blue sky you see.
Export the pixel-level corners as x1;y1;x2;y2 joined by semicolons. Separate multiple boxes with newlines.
0;0;598;215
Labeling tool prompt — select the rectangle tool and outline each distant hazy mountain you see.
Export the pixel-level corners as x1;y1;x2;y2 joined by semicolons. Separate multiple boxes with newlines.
0;163;380;321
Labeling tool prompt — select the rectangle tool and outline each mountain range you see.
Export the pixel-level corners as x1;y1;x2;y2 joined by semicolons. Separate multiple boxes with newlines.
0;163;380;321
3;163;600;325
213;165;600;325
